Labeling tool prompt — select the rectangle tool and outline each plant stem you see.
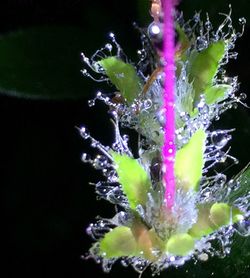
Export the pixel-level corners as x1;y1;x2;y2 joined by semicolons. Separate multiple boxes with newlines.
162;0;176;210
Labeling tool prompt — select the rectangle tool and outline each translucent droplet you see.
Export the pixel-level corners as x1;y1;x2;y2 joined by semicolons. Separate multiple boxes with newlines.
143;99;152;109
105;43;113;51
156;108;166;126
215;173;227;185
88;99;95;107
239;17;246;25
93;155;109;169
180;112;190;122
234;219;250;236
81;153;91;162
211;131;231;148
79;126;90;139
239;93;247;100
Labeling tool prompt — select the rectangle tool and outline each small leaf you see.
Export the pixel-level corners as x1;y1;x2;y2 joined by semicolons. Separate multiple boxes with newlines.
99;226;137;258
188;40;225;103
175;129;206;191
175;24;190;59
166;233;195;256
188;205;214;238
0;26;94;99
111;152;151;210
204;84;232;104
189;203;244;239
210;203;244;227
99;57;142;104
132;222;164;261
228;164;250;203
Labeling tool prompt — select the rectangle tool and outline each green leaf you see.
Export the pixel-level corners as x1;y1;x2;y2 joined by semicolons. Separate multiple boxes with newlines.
175;24;190;60
99;226;137;258
210;203;244;227
189;203;244;239
228;164;250;203
204;84;232;104
166;233;195;256
188;205;215;238
188;40;225;104
98;57;142;104
0;26;94;99
111;152;151;210
174;129;206;191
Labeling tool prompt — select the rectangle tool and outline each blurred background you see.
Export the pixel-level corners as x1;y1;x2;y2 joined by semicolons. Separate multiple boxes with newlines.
1;0;250;277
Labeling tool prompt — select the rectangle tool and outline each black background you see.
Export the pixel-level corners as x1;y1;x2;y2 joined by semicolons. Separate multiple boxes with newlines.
1;1;250;277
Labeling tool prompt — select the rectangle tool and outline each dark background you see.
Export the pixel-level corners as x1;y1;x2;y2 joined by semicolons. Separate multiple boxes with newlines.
1;1;250;277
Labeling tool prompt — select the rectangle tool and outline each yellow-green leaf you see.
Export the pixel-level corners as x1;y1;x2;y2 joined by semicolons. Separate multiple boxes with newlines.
188;40;225;103
99;226;137;258
175;129;206;191
210;203;244;227
99;56;142;104
188;205;215;238
111;152;151;210
189;203;244;239
166;233;195;256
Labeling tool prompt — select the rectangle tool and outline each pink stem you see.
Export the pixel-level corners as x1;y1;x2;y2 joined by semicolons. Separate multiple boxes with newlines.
162;0;176;210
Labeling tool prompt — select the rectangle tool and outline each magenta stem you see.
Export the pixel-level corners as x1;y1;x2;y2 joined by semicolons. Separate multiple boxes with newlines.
162;0;176;210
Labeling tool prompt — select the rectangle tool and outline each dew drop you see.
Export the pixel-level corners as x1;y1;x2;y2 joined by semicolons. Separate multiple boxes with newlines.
239;17;246;25
234;219;250;236
105;43;113;51
88;99;96;107
239;93;247;100
79;126;90;139
81;153;91;162
93;155;109;169
211;131;231;148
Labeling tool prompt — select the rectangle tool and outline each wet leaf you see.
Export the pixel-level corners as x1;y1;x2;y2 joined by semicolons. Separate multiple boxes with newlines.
188;40;225;104
0;26;92;99
228;164;250;203
99;57;142;104
111;152;151;210
204;84;232;104
99;226;137;258
175;129;206;191
189;203;244;239
166;233;195;256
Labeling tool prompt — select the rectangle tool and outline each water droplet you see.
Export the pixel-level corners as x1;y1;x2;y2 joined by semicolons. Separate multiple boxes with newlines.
239;93;247;100
180;112;190;122
79;126;90;139
196;36;208;51
81;153;91;162
234;219;250;236
215;174;227;185
197;100;209;114
239;17;246;25
105;43;113;51
143;99;152;109
93;155;109;169
88;99;95;107
211;131;231;148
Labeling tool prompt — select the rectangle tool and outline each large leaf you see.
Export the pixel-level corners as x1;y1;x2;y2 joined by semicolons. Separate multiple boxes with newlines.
188;40;225;103
0;26;92;99
99;226;138;258
111;152;151;210
175;129;206;191
98;57;142;104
